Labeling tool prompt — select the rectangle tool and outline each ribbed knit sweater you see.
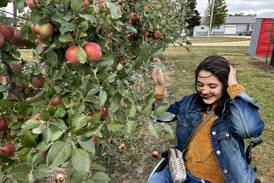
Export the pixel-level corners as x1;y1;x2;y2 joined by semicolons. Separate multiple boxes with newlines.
184;84;245;183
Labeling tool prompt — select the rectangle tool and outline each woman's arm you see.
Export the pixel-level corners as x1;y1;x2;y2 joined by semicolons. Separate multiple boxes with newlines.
227;66;264;138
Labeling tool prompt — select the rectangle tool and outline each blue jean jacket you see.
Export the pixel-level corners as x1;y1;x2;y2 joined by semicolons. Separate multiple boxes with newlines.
165;92;264;183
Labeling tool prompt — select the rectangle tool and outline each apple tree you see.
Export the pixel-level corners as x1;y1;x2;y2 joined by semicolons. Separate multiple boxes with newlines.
0;0;189;182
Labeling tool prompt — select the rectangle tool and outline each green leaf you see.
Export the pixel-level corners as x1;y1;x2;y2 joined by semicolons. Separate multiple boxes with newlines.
0;0;9;7
70;0;83;12
85;86;100;102
79;21;89;32
59;33;74;43
46;50;58;67
15;102;33;116
79;124;103;139
0;100;13;112
71;149;90;176
161;123;176;139
47;141;71;168
106;2;122;19
69;113;90;130
90;163;106;171
148;122;160;138
77;47;87;64
127;120;138;136
33;164;51;179
127;103;136;118
99;90;107;107
22;119;42;131
93;172;111;183
9;164;30;181
21;130;37;147
36;43;47;55
107;120;124;132
78;140;95;155
109;94;120;113
79;14;97;24
60;22;76;35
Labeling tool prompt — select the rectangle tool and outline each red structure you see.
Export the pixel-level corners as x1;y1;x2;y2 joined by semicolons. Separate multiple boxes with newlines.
249;18;274;57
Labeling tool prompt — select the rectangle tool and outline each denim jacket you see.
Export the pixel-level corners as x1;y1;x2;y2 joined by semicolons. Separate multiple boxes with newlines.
165;92;264;183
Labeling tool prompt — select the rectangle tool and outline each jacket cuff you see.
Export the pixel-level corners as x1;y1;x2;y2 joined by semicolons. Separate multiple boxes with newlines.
227;84;245;99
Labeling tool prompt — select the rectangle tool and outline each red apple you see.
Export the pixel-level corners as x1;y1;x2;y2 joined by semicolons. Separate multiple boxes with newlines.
130;12;140;22
152;57;161;62
0;116;8;131
49;96;62;106
31;24;40;35
151;150;160;158
0;32;4;49
65;45;80;64
90;136;97;144
11;28;25;46
38;23;54;38
9;63;22;73
143;31;150;38
84;42;102;62
153;30;161;40
26;0;37;9
32;77;44;88
83;0;89;9
100;107;108;120
0;24;14;43
34;38;44;46
0;144;15;157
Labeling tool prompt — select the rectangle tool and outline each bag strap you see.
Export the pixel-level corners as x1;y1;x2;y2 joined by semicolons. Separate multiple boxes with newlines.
184;110;215;151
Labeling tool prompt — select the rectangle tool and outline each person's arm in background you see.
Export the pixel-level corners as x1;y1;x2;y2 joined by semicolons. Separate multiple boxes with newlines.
227;65;264;138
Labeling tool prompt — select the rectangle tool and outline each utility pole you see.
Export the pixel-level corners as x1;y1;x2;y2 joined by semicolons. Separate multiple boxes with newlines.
208;0;215;37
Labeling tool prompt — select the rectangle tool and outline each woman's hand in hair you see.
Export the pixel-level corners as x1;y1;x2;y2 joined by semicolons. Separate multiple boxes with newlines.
228;65;238;86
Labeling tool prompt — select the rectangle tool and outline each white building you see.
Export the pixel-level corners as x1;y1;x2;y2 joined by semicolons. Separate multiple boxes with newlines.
193;16;256;36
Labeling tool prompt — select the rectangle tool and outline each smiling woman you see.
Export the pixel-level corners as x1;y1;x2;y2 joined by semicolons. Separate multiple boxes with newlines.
148;55;264;183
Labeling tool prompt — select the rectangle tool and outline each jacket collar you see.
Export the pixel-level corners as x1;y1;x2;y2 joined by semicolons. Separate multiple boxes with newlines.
188;93;203;113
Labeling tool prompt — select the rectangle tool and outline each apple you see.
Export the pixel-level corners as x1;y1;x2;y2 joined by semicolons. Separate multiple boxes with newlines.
38;23;54;38
30;113;41;120
65;45;80;64
0;144;15;157
130;12;140;22
34;38;44;46
0;116;8;131
11;28;25;46
9;63;22;73
26;0;37;9
83;0;89;9
49;96;62;106
152;57;161;62
116;54;125;62
100;107;108;120
84;42;102;62
0;24;14;43
143;31;150;39
31;24;40;35
90;136;97;144
153;30;161;40
0;33;4;49
32;77;44;88
151;150;160;158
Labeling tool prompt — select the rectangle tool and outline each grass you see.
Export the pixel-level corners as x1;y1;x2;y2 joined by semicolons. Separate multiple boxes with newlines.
190;36;251;43
109;45;274;182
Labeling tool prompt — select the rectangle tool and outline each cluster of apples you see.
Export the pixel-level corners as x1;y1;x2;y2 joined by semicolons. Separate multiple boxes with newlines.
65;42;102;64
0;23;26;49
0;116;15;158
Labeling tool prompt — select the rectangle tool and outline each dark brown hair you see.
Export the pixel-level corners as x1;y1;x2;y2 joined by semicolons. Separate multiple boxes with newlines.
195;56;230;112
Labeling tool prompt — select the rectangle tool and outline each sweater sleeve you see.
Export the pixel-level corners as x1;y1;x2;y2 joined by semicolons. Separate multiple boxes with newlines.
227;84;245;99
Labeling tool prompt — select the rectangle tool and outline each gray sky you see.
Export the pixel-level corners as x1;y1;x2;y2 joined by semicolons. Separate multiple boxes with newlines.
197;0;274;18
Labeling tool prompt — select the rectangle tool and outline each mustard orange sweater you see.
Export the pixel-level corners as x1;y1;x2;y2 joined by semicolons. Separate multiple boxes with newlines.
184;84;245;183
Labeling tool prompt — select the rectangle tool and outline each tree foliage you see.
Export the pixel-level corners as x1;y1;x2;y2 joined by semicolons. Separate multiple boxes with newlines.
204;0;228;31
186;0;201;36
0;0;189;182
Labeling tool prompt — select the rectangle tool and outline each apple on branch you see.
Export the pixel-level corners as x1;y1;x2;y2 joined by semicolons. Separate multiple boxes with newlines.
65;45;80;64
84;42;102;62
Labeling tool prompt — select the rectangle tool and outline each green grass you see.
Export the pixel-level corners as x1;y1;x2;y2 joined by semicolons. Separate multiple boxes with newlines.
190;36;251;43
110;45;274;182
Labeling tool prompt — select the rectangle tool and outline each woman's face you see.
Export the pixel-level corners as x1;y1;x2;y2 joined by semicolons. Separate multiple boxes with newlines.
196;70;223;106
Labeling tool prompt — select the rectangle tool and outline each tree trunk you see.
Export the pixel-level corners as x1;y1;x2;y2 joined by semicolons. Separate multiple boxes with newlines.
270;46;274;66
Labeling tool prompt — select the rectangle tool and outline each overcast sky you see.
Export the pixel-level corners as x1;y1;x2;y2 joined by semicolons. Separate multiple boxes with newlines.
197;0;274;18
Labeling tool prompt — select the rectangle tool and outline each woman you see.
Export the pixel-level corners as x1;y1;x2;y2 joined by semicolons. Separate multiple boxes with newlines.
148;56;264;183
